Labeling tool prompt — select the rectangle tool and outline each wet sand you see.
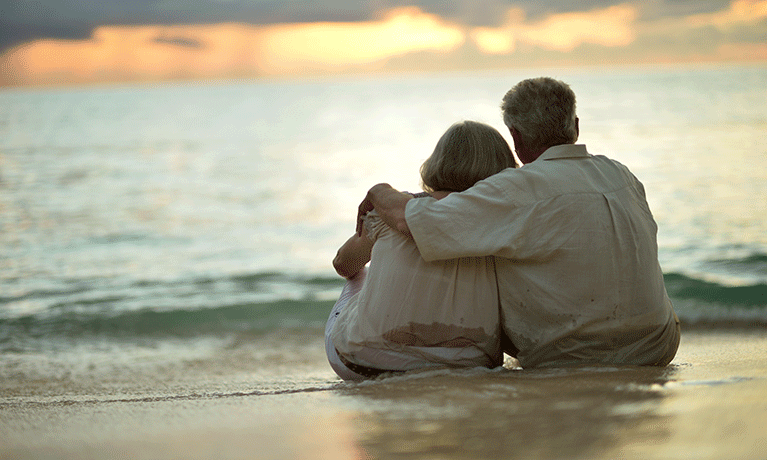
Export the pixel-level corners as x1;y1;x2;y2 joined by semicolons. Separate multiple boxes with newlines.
2;329;767;460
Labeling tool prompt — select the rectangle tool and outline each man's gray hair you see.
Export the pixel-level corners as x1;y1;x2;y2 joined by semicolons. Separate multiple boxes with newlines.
501;77;578;153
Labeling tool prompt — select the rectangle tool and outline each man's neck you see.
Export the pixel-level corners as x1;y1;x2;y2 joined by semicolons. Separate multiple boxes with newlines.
518;148;547;165
429;191;451;200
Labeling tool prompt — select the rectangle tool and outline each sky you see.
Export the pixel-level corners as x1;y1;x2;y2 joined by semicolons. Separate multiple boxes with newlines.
1;0;766;86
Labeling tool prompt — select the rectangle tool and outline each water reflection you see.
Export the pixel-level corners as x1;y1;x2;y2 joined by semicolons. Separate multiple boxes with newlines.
337;365;678;459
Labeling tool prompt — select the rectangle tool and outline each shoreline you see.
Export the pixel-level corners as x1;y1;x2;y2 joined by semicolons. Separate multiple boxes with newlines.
2;329;766;460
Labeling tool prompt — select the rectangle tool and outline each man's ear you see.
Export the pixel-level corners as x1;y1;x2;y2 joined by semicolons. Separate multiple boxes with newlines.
575;117;580;141
509;126;522;146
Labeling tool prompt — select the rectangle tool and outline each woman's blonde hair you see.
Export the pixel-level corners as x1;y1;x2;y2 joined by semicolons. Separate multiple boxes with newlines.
420;120;516;193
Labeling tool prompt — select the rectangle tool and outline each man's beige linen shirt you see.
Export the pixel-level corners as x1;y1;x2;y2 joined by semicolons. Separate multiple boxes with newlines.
406;144;680;368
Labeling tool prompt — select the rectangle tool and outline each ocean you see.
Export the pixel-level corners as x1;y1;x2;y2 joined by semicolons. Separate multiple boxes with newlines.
1;64;766;398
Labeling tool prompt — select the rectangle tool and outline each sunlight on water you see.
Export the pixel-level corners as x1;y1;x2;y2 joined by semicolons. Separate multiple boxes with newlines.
0;65;765;334
1;67;766;460
569;66;767;284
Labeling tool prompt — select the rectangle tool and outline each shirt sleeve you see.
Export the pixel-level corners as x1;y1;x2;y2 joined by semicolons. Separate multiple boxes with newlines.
405;173;526;262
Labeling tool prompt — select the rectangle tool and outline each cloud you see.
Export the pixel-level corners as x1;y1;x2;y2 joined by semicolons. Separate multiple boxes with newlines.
1;1;766;86
628;0;767;63
470;4;638;54
685;0;767;28
0;7;465;85
257;7;465;73
0;0;371;52
0;0;735;53
467;0;767;65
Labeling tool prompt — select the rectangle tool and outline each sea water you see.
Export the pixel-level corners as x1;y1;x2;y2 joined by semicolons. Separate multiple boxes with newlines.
1;64;765;395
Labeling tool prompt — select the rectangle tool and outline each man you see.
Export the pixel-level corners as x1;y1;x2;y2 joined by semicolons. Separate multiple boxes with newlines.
357;77;680;368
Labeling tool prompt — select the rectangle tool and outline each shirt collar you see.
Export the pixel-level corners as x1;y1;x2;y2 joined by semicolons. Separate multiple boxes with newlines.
536;144;589;161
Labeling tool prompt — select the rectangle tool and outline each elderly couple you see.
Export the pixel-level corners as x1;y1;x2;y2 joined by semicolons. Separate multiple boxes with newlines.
325;77;681;380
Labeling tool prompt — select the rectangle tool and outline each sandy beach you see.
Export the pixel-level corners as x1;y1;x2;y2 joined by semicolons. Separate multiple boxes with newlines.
2;328;766;460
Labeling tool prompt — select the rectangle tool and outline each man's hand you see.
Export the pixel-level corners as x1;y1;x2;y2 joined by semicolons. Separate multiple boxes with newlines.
357;183;413;237
356;185;380;236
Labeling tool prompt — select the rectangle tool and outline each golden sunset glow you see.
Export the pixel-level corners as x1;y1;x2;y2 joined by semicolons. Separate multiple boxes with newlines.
472;4;637;54
686;0;767;28
0;7;465;86
2;23;261;85
521;5;637;52
257;7;465;73
1;1;765;87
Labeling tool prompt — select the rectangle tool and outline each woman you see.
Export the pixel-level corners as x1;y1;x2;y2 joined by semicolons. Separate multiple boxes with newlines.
326;121;517;380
